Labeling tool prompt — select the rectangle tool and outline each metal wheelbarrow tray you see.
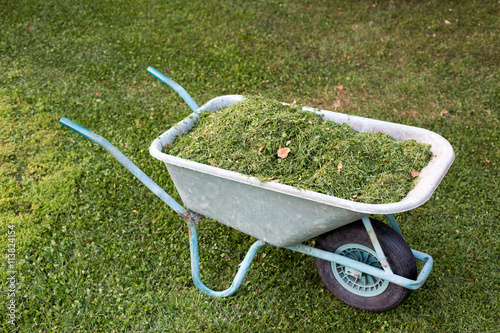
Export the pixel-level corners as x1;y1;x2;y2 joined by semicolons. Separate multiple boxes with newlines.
60;67;454;312
150;94;454;248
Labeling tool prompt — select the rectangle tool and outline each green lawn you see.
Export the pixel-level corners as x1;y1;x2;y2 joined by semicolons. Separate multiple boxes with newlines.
1;0;498;331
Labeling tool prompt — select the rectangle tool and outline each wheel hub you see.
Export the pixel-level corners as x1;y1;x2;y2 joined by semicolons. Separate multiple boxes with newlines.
331;244;390;297
345;267;362;279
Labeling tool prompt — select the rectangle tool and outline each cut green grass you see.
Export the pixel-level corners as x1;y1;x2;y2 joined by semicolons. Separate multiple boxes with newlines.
167;96;432;204
1;0;498;331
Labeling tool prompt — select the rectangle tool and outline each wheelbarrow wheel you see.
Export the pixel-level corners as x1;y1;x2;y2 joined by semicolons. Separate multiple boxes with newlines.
314;219;417;312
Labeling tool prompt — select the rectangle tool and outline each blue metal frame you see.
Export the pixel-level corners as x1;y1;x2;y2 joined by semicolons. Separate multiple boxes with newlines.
59;67;434;298
361;216;393;274
60;116;433;294
286;220;434;290
187;215;268;297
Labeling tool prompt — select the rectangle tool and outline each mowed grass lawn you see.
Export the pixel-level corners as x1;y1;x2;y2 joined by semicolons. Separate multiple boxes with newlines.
1;0;498;331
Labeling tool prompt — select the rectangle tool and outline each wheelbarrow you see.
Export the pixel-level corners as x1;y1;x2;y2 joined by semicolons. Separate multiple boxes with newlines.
59;67;454;312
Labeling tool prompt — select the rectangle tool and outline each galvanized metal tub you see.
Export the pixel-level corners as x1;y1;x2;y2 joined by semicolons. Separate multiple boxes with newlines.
149;95;454;247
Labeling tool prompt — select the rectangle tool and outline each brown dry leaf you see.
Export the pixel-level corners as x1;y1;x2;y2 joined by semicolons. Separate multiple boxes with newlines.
333;100;341;108
352;194;358;199
277;147;290;158
440;110;449;117
286;140;291;146
411;171;419;178
337;161;343;170
444;20;451;24
291;99;297;107
271;179;281;183
335;85;344;91
258;146;265;152
485;158;490;163
209;114;216;118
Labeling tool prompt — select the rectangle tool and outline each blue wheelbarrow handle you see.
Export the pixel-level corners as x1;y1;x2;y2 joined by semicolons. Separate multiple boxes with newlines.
59;117;189;219
147;67;200;112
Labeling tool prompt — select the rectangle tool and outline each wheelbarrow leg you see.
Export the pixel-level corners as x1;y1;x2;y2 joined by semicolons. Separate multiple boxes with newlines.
185;217;267;297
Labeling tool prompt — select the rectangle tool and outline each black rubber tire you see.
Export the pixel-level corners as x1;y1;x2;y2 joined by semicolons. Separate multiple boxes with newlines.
314;219;417;312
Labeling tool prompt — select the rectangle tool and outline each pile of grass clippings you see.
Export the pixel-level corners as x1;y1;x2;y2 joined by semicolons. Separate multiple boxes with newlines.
166;96;432;204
